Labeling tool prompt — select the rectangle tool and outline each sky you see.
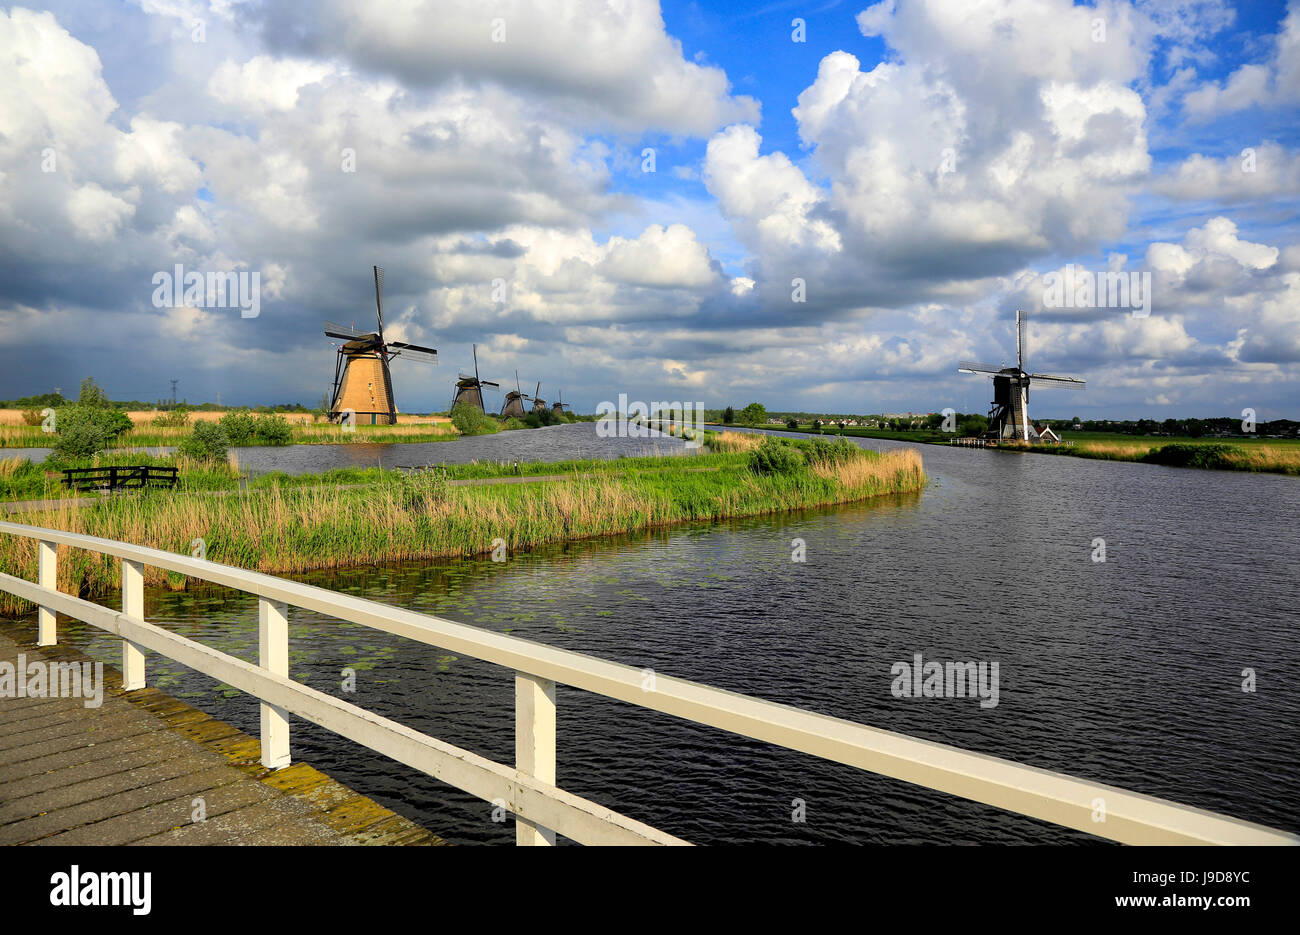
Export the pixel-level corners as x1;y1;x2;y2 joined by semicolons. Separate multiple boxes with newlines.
0;0;1297;420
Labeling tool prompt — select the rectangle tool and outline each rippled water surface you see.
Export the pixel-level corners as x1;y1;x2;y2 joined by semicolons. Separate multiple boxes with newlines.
46;432;1300;844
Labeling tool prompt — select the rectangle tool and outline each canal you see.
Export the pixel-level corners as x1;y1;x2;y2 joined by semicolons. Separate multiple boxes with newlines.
43;429;1300;844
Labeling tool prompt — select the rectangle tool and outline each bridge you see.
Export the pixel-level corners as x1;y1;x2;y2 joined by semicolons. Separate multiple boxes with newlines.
0;519;1295;846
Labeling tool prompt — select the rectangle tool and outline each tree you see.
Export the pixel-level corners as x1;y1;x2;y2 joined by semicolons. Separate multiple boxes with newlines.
785;417;799;430
722;405;735;424
178;421;230;462
51;405;133;461
739;402;766;426
77;377;109;408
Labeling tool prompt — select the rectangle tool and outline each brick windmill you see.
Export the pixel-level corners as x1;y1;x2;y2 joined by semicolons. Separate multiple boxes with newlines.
450;344;500;413
500;370;532;418
325;267;438;425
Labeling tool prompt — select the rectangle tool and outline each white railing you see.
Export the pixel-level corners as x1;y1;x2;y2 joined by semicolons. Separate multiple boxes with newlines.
1;520;1295;847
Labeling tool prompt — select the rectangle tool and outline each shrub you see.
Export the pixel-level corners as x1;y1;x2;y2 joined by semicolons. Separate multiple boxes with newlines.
152;407;192;427
51;405;133;461
450;402;501;436
20;409;43;426
178;421;230;462
1143;443;1240;470
795;438;861;469
502;417;528;431
785;417;799;430
254;413;292;445
748;440;807;475
219;409;258;445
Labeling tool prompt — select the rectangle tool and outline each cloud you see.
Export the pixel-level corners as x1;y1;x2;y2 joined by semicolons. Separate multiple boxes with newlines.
254;0;759;135
1181;2;1300;119
1154;141;1300;200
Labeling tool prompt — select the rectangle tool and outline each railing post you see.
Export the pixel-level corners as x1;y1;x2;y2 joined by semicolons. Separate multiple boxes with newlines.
121;559;146;690
258;596;291;769
37;540;57;646
515;672;557;846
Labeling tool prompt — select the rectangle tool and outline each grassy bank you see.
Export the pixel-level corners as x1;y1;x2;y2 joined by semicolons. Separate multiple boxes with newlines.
0;420;459;449
0;433;924;612
997;437;1300;475
744;422;1300;476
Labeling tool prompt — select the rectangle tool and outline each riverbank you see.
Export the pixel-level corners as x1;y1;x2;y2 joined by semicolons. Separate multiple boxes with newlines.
0;419;459;450
0;433;925;612
746;423;1300;476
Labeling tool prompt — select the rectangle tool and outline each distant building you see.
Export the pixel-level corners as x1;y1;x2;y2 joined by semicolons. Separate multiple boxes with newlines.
1035;424;1061;443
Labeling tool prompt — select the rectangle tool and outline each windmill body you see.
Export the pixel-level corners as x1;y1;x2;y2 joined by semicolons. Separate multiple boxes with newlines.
531;381;547;413
326;267;438;426
551;389;569;415
501;370;531;418
958;310;1084;441
450;344;500;413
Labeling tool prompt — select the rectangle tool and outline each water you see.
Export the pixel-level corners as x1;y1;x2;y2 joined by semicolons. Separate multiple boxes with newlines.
0;423;693;474
40;434;1300;844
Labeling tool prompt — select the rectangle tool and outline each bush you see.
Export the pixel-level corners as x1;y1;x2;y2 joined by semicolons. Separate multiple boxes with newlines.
450;402;501;436
795;438;861;468
20;409;43;426
1142;443;1240;470
502;417;528;431
178;421;230;462
152;407;192;427
785;417;799;430
254;413;292;445
219;409;258;445
51;405;134;461
748;440;807;475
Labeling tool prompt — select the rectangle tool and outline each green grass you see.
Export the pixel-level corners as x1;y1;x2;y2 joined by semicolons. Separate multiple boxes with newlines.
0;437;925;612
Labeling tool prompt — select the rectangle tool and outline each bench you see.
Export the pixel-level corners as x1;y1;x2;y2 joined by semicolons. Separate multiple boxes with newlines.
61;466;179;493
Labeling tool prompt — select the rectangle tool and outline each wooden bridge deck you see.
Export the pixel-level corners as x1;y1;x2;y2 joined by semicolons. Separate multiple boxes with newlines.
0;623;445;846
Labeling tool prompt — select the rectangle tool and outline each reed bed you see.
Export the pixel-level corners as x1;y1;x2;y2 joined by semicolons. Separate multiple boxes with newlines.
0;445;926;613
705;431;766;453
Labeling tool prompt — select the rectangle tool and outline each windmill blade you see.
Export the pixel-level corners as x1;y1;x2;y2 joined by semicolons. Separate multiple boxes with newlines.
480;380;501;391
1029;373;1086;390
388;341;438;364
958;360;1005;375
373;266;385;337
325;320;368;339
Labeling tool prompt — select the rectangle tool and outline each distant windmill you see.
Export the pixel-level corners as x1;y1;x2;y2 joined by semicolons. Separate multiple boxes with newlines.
325;266;438;426
958;309;1085;441
551;389;570;415
500;370;532;418
531;381;547;413
450;344;500;413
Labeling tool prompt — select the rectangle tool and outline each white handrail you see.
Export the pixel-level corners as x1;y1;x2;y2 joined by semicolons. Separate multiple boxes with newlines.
1;520;1295;846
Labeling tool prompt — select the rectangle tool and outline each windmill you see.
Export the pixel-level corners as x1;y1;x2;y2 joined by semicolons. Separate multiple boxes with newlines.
531;381;547;413
958;309;1085;441
500;370;532;418
450;344;500;413
325;266;438;425
551;389;570;415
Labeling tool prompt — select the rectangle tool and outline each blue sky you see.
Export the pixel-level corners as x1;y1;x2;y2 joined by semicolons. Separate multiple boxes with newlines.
0;0;1297;419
